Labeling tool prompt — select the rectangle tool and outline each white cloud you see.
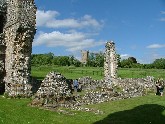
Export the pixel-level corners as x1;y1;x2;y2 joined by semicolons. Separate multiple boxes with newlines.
33;31;106;52
120;54;130;60
161;11;165;14
36;10;59;27
36;9;103;29
146;44;165;49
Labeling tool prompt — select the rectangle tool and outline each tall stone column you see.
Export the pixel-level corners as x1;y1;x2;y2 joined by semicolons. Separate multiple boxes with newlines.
104;41;118;84
4;0;36;96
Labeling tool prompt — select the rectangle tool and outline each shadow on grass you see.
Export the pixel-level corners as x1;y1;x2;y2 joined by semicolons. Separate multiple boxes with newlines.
94;104;165;124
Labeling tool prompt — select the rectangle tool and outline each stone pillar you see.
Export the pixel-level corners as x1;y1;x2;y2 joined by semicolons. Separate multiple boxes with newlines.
3;0;36;96
104;41;118;83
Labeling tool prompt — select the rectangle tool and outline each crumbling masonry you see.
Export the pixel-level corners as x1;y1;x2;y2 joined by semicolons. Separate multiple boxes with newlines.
0;0;36;96
104;41;118;83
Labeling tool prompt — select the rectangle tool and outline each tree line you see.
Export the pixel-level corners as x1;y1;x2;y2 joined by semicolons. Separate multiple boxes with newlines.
31;52;165;69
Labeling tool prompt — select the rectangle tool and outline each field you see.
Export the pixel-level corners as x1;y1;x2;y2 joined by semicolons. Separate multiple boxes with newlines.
0;94;165;124
0;66;165;124
31;66;165;80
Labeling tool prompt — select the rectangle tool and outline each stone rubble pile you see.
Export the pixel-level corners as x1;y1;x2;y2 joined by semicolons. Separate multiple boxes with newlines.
75;76;155;105
31;73;157;110
31;72;74;107
78;76;103;91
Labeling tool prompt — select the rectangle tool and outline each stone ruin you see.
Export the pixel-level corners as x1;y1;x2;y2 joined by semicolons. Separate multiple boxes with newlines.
0;0;162;114
31;41;160;112
0;0;36;96
104;41;118;83
31;71;157;111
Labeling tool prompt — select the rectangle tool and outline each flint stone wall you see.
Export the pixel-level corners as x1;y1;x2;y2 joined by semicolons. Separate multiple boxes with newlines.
0;0;36;97
104;41;118;83
31;72;74;107
31;72;156;109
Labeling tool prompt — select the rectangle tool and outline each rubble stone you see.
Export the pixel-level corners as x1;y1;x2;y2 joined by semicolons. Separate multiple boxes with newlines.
104;41;118;84
0;0;36;96
31;72;74;107
32;71;157;110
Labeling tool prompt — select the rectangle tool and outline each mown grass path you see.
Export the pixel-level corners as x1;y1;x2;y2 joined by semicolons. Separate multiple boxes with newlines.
0;94;165;124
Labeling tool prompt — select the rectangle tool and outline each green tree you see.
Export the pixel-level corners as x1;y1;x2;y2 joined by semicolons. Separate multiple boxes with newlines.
95;52;104;67
152;58;165;69
128;57;137;64
116;54;121;67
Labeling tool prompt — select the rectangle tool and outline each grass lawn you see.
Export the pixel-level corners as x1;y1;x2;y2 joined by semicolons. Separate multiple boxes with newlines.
24;66;165;123
31;66;165;80
0;94;165;124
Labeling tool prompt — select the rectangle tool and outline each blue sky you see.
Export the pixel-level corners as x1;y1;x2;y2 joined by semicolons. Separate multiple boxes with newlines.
33;0;165;64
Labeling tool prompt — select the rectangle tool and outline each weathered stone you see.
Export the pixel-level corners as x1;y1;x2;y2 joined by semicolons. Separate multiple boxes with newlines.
31;72;74;107
0;0;36;97
81;50;89;64
31;42;159;110
104;41;118;84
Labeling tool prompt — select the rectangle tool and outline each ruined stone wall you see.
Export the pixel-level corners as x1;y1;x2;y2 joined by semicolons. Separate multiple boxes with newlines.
3;0;36;96
31;72;156;109
104;41;118;83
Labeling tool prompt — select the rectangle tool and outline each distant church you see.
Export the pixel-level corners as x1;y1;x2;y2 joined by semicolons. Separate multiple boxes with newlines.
81;50;89;64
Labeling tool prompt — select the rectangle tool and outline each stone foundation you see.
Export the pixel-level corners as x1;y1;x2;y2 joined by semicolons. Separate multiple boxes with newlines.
31;72;157;109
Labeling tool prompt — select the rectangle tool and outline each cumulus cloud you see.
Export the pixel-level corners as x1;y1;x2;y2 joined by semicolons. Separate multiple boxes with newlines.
36;10;59;27
33;31;106;52
120;54;130;59
36;9;103;29
146;44;165;49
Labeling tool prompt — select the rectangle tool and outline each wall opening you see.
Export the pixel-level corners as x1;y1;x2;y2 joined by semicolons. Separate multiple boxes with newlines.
0;14;4;33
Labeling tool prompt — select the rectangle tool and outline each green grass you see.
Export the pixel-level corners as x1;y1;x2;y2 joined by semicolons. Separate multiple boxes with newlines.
31;66;104;80
31;66;165;80
0;94;165;124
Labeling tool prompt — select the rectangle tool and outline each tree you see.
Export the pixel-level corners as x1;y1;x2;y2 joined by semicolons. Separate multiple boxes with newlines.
116;54;121;67
86;52;96;67
128;57;137;64
95;52;104;67
120;59;132;68
69;55;75;66
152;58;165;69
